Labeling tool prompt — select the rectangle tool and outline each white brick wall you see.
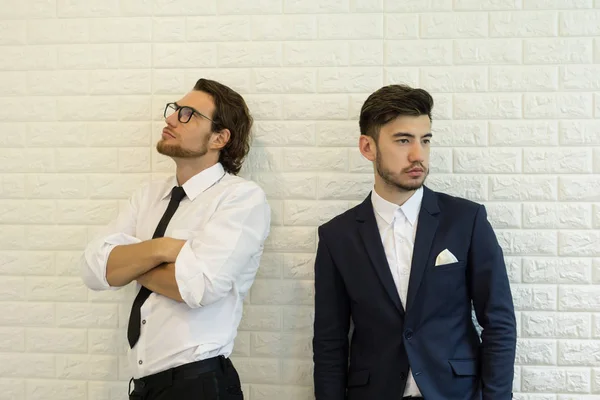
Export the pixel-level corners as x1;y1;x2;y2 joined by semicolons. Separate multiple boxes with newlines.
0;1;599;399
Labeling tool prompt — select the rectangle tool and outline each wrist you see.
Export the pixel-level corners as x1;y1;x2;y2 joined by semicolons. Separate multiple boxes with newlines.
151;238;168;264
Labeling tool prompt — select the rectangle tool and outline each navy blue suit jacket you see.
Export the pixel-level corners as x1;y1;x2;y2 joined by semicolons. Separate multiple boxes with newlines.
313;187;517;400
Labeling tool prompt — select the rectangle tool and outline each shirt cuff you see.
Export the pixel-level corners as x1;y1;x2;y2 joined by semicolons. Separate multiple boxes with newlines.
174;240;206;308
82;233;141;291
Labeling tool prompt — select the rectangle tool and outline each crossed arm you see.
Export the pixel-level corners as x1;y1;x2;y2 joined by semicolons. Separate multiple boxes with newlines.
105;237;187;302
80;183;271;307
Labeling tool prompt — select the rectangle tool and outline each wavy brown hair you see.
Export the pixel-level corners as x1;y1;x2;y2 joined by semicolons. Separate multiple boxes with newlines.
359;84;434;142
193;78;253;175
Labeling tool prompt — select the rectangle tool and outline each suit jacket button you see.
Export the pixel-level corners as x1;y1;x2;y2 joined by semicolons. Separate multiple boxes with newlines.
404;329;413;340
400;372;406;380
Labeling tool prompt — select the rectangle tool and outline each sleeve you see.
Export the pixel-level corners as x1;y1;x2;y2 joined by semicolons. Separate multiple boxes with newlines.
312;226;351;400
174;182;271;308
79;188;143;291
468;205;517;400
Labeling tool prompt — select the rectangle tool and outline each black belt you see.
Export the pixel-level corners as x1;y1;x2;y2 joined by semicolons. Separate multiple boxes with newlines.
129;356;228;395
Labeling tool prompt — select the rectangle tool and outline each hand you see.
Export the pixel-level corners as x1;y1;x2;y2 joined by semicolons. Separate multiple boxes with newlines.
156;237;186;263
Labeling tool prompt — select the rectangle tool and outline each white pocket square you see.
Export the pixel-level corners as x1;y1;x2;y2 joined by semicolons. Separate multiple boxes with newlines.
435;249;458;266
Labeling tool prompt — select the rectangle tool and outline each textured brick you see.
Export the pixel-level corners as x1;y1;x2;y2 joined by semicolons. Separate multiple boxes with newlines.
152;17;185;42
491;176;557;201
251;332;312;357
384;14;418;39
454;94;522;119
433;121;487;147
0;252;54;276
490;66;558;91
561;65;600;90
560;10;600;35
0;46;57;71
525;38;593;64
351;40;384;66
218;0;282;14
0;354;54;378
524;0;593;8
524;93;593;119
522;367;591;392
523;203;592;229
284;42;349;67
264;227;315;252
254;121;316;146
153;43;216;68
387;40;452;66
455;0;521;9
318;67;382;93
559;176;600;201
516;338;557;365
252;16;316;40
251;385;313;400
239;306;281;331
454;148;521;173
89;18;151;43
491;11;558;37
283;95;348;120
485;202;521;229
559;231;600;256
523;258;592;283
421;13;487;38
490;121;558;146
427;175;487;201
283;200;345;227
512;284;558;311
524;148;592;173
153;0;216;15
497;230;558;256
560;121;600;145
560;286;600;310
284;0;349;13
56;355;118;380
454;39;522;64
385;0;452;11
421;67;487;92
26;328;87;353
318;15;382;39
26;380;87;400
187;16;250;42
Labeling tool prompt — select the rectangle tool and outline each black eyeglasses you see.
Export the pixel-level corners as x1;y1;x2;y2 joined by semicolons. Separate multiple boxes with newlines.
164;102;214;124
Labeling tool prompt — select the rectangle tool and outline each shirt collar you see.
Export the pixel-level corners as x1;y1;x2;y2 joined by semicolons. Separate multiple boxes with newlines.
160;162;226;201
371;186;423;226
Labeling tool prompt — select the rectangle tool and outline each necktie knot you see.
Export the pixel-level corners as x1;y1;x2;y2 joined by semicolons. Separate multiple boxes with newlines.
171;186;186;202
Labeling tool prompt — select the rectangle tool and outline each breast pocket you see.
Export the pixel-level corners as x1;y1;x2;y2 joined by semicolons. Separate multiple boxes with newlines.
433;260;466;271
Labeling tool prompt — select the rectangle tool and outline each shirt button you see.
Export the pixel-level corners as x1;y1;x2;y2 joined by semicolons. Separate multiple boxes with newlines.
142;320;146;324
138;360;143;365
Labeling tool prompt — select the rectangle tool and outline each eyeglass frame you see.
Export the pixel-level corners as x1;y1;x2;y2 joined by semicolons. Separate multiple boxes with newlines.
164;102;214;124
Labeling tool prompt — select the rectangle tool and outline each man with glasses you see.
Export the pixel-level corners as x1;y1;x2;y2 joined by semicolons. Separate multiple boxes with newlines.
81;78;271;400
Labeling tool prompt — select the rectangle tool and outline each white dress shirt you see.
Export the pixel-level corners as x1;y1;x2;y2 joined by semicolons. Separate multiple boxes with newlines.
371;186;424;398
80;162;271;378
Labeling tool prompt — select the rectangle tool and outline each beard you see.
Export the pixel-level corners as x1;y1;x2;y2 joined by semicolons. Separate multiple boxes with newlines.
375;151;428;192
156;138;208;158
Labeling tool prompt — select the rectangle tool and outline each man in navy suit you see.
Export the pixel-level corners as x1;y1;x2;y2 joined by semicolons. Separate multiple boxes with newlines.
312;84;516;400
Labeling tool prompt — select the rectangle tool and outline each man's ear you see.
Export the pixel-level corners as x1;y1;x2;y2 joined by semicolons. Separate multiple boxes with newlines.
359;134;376;162
211;128;231;150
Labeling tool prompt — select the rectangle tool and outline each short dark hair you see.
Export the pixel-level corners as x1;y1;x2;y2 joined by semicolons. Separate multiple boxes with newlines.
193;78;253;175
359;84;434;140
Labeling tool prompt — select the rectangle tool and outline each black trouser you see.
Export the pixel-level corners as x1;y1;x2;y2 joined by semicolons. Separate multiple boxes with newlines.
129;356;243;400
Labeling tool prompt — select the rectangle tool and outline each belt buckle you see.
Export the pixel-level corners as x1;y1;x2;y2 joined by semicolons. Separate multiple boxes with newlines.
128;377;146;395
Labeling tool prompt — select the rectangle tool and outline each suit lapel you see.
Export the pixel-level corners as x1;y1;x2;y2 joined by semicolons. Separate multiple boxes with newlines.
406;186;440;312
356;194;404;315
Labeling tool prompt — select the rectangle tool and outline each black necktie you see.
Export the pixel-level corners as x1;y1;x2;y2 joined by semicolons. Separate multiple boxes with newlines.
127;186;186;348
